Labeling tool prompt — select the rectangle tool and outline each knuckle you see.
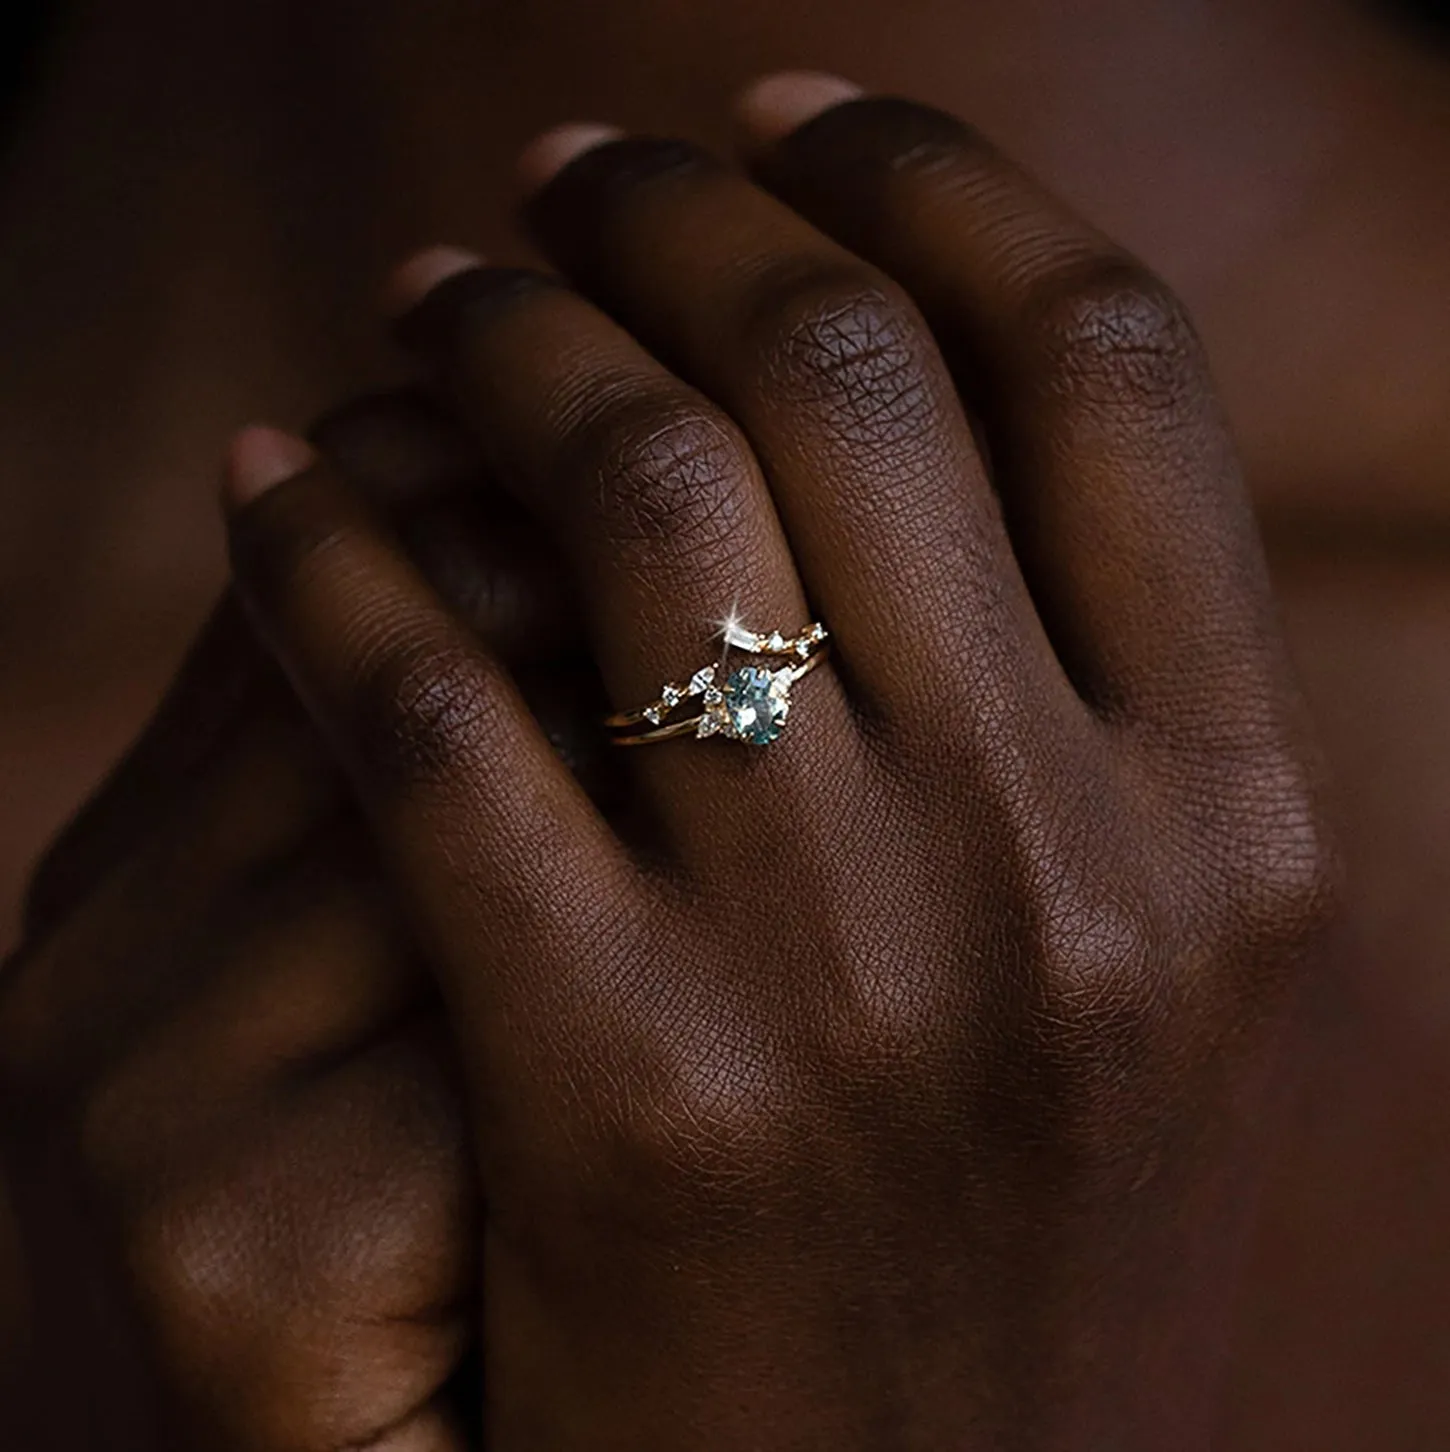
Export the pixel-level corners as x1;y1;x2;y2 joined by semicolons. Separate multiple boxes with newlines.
821;978;936;1081
587;1030;794;1227
747;262;939;450
813;911;966;1088
118;1180;332;1447
349;631;496;791
1210;763;1342;969
123;1181;357;1451
569;389;758;563
1026;862;1165;1049
1038;895;1161;1030
1023;255;1205;414
990;855;1180;1177
121;1180;269;1355
985;804;1168;1045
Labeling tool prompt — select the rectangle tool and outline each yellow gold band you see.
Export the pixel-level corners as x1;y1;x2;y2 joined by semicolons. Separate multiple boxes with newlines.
605;621;829;748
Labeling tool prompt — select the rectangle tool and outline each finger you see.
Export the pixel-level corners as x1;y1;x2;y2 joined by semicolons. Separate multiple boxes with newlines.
130;1023;475;1452
73;837;428;1187
365;1404;471;1452
0;703;339;1093
313;386;582;664
400;493;579;667
516;125;1062;735
19;599;280;941
12;669;620;1113
389;258;814;723
24;394;583;942
309;386;482;511
737;75;1284;735
514;661;629;825
389;256;862;855
222;426;636;1060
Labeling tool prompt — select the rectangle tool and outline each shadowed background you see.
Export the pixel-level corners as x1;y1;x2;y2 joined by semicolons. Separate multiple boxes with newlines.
1;0;1448;1444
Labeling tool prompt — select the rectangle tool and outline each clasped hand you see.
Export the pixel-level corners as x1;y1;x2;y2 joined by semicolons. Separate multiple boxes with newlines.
2;77;1336;1451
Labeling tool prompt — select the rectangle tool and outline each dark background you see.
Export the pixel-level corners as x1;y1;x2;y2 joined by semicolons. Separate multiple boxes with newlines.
1;1;1448;1447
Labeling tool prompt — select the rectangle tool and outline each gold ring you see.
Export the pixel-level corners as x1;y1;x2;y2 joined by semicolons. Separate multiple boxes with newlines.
605;621;829;748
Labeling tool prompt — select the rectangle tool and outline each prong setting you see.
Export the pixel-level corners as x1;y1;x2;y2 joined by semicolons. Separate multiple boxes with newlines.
606;621;829;747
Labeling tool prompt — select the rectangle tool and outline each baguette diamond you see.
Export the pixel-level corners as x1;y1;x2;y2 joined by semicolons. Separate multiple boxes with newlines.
606;620;827;747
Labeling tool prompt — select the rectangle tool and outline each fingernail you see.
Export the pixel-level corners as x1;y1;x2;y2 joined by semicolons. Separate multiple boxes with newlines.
224;426;316;508
516;123;624;197
384;244;486;318
734;71;864;152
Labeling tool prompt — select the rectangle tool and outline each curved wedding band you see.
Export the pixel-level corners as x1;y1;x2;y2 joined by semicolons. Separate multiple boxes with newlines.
606;621;829;748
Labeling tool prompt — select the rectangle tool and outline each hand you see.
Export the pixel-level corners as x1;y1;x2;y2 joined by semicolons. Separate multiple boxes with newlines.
0;391;598;1451
223;76;1338;1449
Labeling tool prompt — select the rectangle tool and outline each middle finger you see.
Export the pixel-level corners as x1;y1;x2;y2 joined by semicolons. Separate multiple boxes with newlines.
391;261;856;852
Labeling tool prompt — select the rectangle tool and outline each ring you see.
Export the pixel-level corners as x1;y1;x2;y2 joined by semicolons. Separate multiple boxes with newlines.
605;621;829;748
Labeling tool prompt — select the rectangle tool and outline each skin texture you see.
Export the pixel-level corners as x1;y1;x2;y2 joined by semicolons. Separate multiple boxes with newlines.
222;92;1330;1446
0;395;616;1450
5;0;1447;954
2;4;1448;1446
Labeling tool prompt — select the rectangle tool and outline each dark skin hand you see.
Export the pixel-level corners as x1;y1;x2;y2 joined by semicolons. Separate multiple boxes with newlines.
0;396;612;1451
0;74;1340;1451
213;77;1336;1449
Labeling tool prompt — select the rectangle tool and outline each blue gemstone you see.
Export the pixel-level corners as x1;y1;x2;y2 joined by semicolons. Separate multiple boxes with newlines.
723;666;789;745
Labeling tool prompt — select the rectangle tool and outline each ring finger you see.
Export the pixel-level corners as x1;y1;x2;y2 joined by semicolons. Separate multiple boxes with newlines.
390;260;853;847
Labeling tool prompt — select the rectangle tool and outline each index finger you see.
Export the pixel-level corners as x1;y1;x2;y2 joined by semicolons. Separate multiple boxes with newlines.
222;429;644;1106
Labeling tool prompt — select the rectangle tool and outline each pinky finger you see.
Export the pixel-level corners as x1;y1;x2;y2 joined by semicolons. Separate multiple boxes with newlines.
221;427;628;1053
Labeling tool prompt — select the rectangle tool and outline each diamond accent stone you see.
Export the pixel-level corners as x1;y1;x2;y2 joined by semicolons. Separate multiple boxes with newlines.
660;684;682;708
722;665;791;746
765;631;786;653
696;712;721;738
687;666;716;695
795;638;812;658
643;704;663;725
703;686;724;706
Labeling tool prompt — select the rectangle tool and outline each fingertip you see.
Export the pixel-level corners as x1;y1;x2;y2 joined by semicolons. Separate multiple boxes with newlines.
384;245;487;319
516;123;624;198
733;71;865;156
224;426;317;510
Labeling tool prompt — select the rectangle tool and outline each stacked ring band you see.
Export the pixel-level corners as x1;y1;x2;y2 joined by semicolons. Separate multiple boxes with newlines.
605;621;830;748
